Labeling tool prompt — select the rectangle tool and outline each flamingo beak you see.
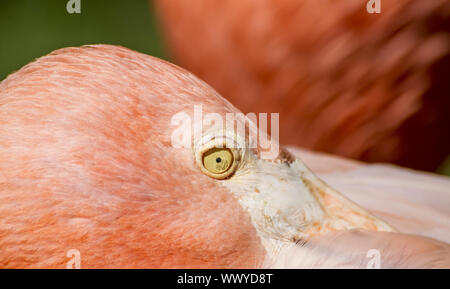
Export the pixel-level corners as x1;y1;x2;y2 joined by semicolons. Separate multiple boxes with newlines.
217;149;395;248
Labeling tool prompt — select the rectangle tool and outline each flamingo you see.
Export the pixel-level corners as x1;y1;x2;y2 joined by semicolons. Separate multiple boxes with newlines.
0;45;449;268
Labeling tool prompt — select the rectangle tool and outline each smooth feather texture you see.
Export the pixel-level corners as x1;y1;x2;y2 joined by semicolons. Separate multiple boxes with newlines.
266;230;450;268
0;45;265;268
289;147;450;243
0;45;448;268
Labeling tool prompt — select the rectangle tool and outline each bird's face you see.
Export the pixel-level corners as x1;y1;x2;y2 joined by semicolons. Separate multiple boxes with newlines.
190;121;394;255
0;45;392;268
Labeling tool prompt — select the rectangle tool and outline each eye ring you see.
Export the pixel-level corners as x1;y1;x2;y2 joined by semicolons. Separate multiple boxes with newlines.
194;134;241;179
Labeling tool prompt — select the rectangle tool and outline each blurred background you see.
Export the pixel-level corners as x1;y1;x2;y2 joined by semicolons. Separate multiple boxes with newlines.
0;0;167;80
0;0;449;176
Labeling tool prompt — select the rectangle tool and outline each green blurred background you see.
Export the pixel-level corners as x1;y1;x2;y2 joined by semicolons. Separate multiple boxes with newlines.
0;0;449;176
0;0;168;81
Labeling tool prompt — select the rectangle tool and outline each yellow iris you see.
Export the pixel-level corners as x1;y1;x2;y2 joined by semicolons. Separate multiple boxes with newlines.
202;148;233;174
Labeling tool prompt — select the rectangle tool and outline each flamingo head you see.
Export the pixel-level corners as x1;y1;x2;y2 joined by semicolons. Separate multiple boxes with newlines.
0;45;392;268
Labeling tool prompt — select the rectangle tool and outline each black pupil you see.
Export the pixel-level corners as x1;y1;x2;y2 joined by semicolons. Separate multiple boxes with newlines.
216;157;222;163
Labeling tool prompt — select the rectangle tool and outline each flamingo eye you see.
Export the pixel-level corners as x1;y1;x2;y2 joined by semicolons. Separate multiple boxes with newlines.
194;133;242;179
202;148;233;175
